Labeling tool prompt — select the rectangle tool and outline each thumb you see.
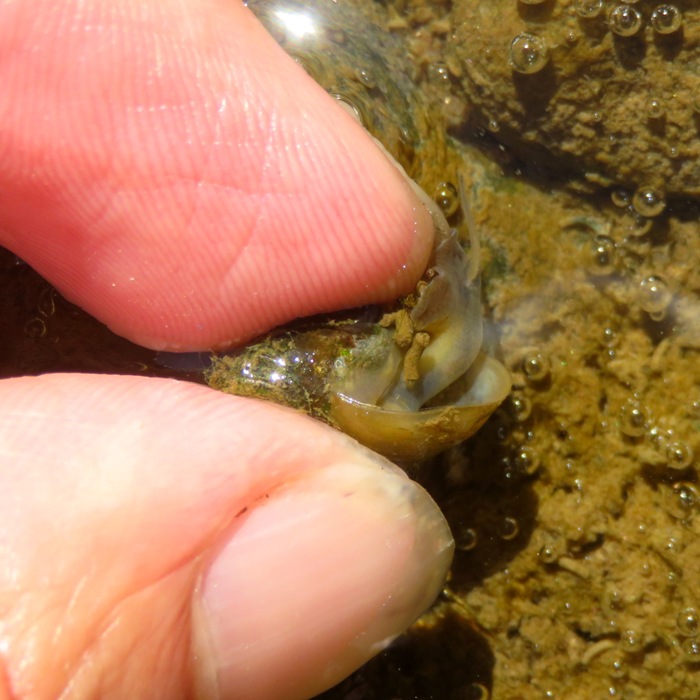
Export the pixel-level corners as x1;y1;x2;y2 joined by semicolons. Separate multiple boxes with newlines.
0;0;433;351
0;374;452;699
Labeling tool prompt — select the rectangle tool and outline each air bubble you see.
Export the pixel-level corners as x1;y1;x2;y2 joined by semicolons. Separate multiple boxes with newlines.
355;67;376;89
514;446;540;475
522;351;550;382
621;629;643;653
624;212;653;238
632;186;666;217
510;392;533;422
608;5;643;36
427;61;451;87
646;98;665;120
539;544;558;564
609;655;628;680
588;235;616;276
433;181;459;217
650;4;683;34
466;683;490;700
332;94;369;128
456;526;478;551
24;317;47;339
575;0;604;18
682;638;700;662
509;33;550;74
667;441;693;470
665;482;699;519
678;608;700;637
618;399;647;438
637;275;672;316
611;189;630;208
499;516;520;541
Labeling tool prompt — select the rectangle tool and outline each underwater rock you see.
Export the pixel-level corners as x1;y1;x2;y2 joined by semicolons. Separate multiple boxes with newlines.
450;0;700;197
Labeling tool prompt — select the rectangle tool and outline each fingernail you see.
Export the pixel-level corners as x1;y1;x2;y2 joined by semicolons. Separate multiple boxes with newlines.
193;458;453;700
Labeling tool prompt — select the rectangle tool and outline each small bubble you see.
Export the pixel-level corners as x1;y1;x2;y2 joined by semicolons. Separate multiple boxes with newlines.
433;181;459;217
575;0;604;18
499;516;520;541
618;399;647;438
602;588;624;610
667;441;693;470
588;235;616;276
331;94;369;128
24;317;47;339
514;446;540;475
609;655;628;679
632;186;666;217
682;638;700;662
611;189;631;208
522;350;550;382
665;482;699;519
646;98;665;120
539;544;558;564
608;5;644;36
456;526;478;551
37;286;57;317
678;608;700;637
487;118;500;133
510;392;533;422
509;33;550;74
624;212;653;237
637;275;672;315
650;4;683;34
355;67;376;90
466;683;490;700
427;61;451;87
621;629;643;653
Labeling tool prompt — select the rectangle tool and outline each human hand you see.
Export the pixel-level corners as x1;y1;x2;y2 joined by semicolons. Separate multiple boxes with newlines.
0;1;452;699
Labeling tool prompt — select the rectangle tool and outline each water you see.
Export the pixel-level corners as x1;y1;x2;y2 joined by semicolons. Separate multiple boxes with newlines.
3;1;700;697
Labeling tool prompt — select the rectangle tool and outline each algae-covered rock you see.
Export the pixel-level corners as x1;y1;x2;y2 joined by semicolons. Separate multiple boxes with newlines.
450;0;700;198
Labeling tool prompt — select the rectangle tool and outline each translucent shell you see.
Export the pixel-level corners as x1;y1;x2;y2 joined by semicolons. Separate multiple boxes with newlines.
331;352;511;461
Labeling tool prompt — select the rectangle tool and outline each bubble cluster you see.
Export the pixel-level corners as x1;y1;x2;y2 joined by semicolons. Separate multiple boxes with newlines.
618;399;647;438
632;186;666;218
608;5;643;36
433;181;459;217
650;4;683;34
637;275;672;317
522;350;551;382
574;0;604;18
509;33;550;74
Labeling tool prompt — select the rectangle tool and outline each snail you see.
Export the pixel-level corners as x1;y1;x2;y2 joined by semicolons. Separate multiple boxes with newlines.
206;179;511;462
